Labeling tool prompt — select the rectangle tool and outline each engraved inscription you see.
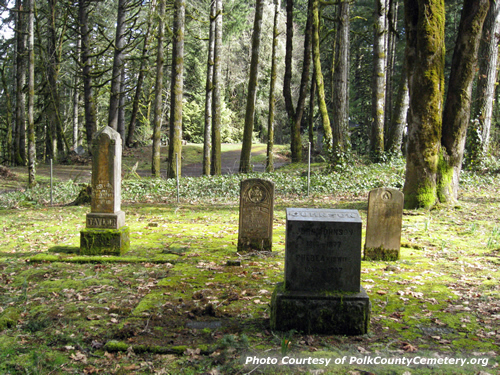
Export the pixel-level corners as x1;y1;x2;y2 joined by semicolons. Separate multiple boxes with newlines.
290;211;357;219
87;217;117;228
92;181;114;208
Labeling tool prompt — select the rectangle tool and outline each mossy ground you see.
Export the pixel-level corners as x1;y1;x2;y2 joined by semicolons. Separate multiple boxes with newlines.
0;158;499;374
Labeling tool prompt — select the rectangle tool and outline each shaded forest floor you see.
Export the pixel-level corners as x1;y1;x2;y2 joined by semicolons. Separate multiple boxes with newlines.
0;156;499;374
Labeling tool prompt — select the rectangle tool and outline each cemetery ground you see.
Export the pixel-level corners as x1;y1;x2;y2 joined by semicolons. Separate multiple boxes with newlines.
1;149;500;374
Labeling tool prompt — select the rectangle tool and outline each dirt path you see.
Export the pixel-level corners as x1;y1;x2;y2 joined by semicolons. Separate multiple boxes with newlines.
4;146;289;189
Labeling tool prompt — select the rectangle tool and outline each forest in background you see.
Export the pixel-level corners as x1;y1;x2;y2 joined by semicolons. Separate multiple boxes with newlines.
0;0;499;206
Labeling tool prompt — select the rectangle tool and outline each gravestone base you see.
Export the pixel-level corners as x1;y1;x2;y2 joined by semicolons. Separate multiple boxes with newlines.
270;283;371;335
86;211;125;229
364;246;400;261
237;238;272;252
80;226;130;255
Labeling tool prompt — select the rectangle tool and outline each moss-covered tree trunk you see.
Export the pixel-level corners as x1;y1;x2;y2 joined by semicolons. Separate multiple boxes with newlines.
468;0;500;168
402;0;445;209
211;0;222;176
239;0;264;173
14;0;26;166
439;0;489;203
167;0;185;179
266;0;280;173
151;0;165;177
370;0;388;161
312;0;332;156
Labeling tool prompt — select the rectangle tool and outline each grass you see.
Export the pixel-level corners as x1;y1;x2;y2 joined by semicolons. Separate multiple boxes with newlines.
0;153;499;374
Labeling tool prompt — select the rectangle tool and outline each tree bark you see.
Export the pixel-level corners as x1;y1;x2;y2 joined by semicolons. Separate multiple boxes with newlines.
79;0;97;155
331;0;350;161
151;0;165;177
370;0;388;160
266;0;280;172
203;0;215;176
439;0;489;202
239;0;264;173
386;63;409;156
167;0;185;179
283;0;296;159
468;0;500;167
211;0;222;175
312;0;332;155
402;0;445;209
27;0;35;187
15;0;27;165
108;0;127;132
126;19;152;147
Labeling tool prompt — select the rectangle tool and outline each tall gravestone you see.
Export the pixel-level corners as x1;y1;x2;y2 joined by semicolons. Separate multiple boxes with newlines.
237;178;274;251
364;188;404;261
270;208;371;335
80;126;130;255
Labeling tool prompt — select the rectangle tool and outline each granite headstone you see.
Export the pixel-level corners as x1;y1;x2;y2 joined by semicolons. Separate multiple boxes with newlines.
271;208;371;335
80;126;130;255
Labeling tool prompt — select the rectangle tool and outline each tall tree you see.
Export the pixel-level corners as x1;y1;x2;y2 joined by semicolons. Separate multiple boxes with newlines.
266;0;280;172
126;17;152;148
27;0;35;187
331;0;350;161
14;0;26;165
79;0;97;155
403;0;445;208
439;0;489;202
386;63;409;156
468;0;500;167
203;0;216;176
210;0;222;176
167;0;186;179
151;0;165;177
370;0;388;160
239;0;264;173
108;0;128;132
311;0;332;156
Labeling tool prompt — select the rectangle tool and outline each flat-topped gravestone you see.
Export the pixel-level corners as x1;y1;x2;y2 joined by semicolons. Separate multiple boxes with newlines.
80;126;130;255
285;208;361;292
364;188;404;261
237;178;274;251
271;208;371;335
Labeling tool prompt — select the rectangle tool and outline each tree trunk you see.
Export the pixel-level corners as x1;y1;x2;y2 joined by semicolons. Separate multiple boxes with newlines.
151;0;165;177
203;0;215;176
239;0;264;173
167;0;185;179
1;64;13;165
15;0;26;165
386;63;409;156
266;0;280;173
370;0;388;160
73;38;80;150
108;0;127;132
384;0;398;134
312;0;332;155
439;0;489;202
331;0;350;161
283;0;296;161
402;0;445;209
308;67;316;148
126;19;151;147
468;0;500;167
79;0;97;155
211;0;222;175
27;0;35;187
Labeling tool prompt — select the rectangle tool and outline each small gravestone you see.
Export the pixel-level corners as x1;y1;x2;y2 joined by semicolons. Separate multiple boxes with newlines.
237;178;274;251
80;126;130;255
270;208;371;335
364;188;404;261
